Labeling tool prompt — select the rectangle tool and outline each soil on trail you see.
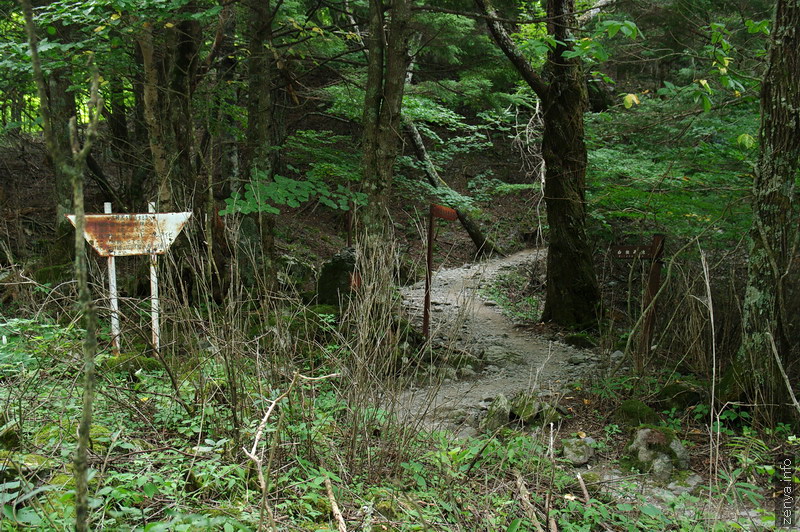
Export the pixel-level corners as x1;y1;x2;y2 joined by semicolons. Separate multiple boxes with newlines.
398;248;595;436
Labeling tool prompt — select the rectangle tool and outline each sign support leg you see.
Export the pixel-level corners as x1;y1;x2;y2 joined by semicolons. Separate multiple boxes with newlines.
148;202;160;354
638;234;665;370
104;202;121;355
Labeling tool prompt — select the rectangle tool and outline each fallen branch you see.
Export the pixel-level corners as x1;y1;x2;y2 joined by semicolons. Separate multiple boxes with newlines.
514;470;546;532
403;120;504;258
770;333;800;417
576;473;591;505
325;477;348;532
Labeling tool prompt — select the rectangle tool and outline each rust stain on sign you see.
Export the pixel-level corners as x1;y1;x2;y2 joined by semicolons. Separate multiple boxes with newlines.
65;212;192;257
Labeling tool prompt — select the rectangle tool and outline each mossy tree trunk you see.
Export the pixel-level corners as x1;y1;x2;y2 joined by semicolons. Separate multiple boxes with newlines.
360;0;411;235
736;0;800;423
475;0;599;327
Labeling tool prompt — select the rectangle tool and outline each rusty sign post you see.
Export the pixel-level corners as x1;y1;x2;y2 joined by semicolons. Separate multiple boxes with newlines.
66;204;191;355
423;204;459;338
611;234;666;373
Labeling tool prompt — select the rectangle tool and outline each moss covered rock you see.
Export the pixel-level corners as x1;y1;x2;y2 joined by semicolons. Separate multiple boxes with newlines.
624;427;690;483
33;420;114;454
0;450;55;481
317;248;356;306
614;399;659;426
657;381;703;410
0;413;20;450
479;394;511;433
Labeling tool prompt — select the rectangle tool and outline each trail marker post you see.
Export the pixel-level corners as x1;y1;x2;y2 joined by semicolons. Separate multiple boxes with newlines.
66;203;191;355
423;204;459;339
611;233;666;373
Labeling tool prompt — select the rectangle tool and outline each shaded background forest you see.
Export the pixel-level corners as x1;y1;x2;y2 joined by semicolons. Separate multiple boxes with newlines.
1;0;800;529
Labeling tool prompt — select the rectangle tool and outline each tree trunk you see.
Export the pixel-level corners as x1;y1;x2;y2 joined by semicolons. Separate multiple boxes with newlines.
21;3;101;529
475;0;599;327
539;0;599;326
244;0;278;284
359;0;411;234
736;0;800;423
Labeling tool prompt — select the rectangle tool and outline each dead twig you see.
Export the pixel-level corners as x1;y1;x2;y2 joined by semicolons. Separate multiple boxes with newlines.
243;372;340;531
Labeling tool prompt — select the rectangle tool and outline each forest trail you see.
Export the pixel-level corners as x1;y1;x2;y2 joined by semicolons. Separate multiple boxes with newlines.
397;249;596;436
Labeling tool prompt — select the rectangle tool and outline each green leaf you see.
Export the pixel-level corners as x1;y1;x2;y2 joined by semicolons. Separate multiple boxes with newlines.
623;93;640;109
142;483;158;497
507;518;523;532
737;133;756;150
641;504;663;517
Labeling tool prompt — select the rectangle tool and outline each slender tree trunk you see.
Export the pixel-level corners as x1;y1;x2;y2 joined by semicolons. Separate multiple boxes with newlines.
475;0;599;327
244;0;278;285
21;3;101;529
736;0;800;423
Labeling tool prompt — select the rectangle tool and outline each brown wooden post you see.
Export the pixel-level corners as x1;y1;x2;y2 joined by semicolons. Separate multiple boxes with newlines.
423;204;458;338
638;233;666;365
611;234;667;373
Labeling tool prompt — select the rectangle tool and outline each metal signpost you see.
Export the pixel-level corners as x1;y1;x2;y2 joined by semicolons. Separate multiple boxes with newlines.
423;204;459;339
611;233;666;372
67;202;191;354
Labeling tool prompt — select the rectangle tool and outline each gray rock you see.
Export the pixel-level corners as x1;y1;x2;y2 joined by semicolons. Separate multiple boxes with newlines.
669;437;690;469
667;473;703;496
479;393;511;433
562;438;595;466
483;345;522;365
458;366;477;378
568;354;588;365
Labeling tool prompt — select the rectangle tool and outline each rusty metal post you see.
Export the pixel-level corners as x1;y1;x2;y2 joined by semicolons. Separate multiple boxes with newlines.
148;202;160;354
638;234;666;368
423;204;459;339
104;202;121;355
423;206;435;339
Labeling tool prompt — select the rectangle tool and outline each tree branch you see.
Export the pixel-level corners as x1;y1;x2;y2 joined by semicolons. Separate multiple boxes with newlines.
473;0;549;100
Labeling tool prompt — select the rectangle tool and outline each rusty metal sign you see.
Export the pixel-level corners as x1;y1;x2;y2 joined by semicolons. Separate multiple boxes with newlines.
66;211;192;257
430;204;458;221
66;203;191;355
612;245;654;260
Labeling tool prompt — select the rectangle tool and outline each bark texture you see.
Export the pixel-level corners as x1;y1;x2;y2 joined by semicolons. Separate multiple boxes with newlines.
737;0;800;421
475;0;599;326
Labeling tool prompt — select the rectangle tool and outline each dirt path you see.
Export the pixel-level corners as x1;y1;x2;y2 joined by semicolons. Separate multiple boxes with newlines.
398;249;597;436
